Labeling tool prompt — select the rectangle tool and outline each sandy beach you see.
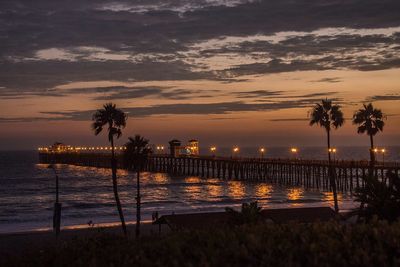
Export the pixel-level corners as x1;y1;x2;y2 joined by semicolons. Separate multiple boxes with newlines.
0;221;169;257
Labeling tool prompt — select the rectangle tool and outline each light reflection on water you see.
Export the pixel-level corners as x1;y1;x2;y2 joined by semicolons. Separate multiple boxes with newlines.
0;151;356;233
227;181;246;199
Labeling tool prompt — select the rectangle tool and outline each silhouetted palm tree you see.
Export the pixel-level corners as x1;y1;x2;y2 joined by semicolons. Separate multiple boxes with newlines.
92;103;128;236
310;99;344;212
353;103;385;166
124;135;152;238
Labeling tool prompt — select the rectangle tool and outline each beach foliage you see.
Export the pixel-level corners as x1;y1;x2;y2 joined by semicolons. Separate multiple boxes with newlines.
4;220;400;267
354;171;400;222
225;201;262;225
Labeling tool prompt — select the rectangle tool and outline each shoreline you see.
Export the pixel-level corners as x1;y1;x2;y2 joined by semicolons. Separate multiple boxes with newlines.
0;219;154;236
0;221;166;257
0;204;357;236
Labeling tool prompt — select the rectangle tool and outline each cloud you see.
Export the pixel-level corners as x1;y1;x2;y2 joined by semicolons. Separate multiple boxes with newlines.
1;0;400;101
91;87;220;100
366;94;400;101
309;77;342;83
0;96;339;123
234;90;284;98
269;118;309;122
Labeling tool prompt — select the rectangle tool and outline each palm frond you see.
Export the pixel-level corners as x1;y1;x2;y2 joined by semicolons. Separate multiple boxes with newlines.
92;103;127;141
352;103;385;137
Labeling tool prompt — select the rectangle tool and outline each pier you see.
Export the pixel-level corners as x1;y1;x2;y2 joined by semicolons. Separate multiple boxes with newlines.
38;151;400;193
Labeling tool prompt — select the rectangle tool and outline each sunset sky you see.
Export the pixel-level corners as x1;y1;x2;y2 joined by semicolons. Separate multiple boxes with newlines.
1;0;399;150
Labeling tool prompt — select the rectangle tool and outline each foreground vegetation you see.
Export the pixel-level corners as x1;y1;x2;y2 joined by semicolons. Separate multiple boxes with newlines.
4;220;400;267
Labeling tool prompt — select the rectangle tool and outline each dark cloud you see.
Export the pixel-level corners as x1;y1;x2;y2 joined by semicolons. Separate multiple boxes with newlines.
0;60;214;91
234;90;284;99
0;0;400;90
300;92;339;98
309;77;342;83
366;94;400;101
269;118;309;122
93;87;220;100
0;96;337;122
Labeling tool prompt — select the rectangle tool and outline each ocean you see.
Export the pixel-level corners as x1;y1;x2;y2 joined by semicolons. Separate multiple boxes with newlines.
0;147;399;234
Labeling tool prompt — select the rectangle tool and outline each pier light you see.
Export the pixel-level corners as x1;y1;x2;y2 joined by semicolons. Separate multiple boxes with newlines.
259;147;265;158
232;146;240;157
210;146;217;156
290;147;299;159
329;148;337;160
156;145;165;153
381;148;386;165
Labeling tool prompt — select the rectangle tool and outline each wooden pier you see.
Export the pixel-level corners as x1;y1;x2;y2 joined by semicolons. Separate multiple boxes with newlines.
39;152;400;193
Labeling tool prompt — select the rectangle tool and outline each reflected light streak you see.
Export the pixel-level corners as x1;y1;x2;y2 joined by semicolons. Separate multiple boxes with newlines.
255;183;272;198
287;188;304;202
206;184;222;198
227;181;245;199
185;176;201;183
322;191;343;203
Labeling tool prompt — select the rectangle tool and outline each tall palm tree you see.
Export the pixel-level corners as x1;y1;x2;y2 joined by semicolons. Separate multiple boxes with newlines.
309;99;344;212
123;135;152;238
92;103;128;236
353;103;385;166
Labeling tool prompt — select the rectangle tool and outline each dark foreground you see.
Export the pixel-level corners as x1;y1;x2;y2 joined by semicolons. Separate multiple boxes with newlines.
2;220;400;267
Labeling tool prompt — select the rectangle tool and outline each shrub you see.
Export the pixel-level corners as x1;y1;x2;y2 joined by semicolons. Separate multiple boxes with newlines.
225;201;262;225
354;171;400;222
3;220;400;267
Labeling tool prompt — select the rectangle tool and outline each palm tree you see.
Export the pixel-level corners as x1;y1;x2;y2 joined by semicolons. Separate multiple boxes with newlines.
352;103;385;166
309;99;344;212
92;103;128;236
123;135;152;238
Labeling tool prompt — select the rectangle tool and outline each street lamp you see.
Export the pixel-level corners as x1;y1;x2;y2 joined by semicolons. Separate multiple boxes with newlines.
210;146;217;157
259;147;265;159
232;146;239;158
156;145;165;154
328;148;337;161
290;147;298;159
381;148;386;165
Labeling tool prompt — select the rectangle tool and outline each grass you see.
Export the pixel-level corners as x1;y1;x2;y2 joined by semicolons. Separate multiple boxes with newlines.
4;220;400;267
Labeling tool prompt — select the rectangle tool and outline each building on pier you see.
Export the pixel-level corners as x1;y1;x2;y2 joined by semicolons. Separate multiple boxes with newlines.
168;139;199;157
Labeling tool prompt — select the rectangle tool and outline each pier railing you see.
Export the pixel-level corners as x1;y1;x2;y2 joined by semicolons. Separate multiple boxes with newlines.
39;152;400;193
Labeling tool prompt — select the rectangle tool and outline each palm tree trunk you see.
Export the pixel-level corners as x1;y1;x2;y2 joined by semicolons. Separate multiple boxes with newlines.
136;170;141;238
327;130;339;213
369;134;375;168
111;137;127;236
